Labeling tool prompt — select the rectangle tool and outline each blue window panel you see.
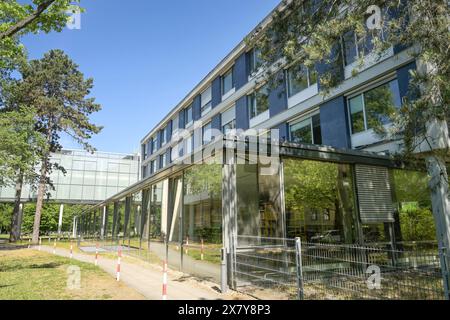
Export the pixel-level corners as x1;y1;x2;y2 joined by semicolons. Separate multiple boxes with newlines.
319;96;351;149
235;96;249;130
166;120;173;143
157;130;163;149
211;76;222;108
193;95;201;121
178;110;185;129
166;148;171;165
234;52;248;90
211;113;222;132
269;72;288;117
275;122;288;143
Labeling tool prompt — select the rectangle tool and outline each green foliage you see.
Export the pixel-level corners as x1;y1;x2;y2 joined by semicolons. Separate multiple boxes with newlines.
20;203;88;235
0;106;45;188
0;0;78;71
284;159;338;213
184;164;222;198
250;0;450;156
400;207;436;241
0;203;14;233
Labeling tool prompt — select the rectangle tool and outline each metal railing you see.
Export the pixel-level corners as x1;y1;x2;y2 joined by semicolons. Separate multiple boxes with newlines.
233;235;448;300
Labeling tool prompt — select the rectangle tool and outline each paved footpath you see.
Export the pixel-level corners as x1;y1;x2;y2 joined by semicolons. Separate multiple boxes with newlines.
37;245;250;300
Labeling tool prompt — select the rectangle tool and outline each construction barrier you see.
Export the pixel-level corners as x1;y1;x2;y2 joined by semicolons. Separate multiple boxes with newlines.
95;243;99;266
116;245;122;281
162;260;168;300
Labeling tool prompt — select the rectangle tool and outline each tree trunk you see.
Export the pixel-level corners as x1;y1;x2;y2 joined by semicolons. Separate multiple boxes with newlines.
9;172;24;243
32;158;48;244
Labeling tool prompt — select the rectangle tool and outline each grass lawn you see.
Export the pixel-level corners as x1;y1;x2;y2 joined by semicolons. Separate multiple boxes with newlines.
0;248;145;300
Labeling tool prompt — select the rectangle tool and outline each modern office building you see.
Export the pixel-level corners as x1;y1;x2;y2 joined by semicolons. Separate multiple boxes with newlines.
76;2;441;290
0;149;140;204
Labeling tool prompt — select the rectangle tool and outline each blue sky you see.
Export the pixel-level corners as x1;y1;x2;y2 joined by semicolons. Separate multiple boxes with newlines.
21;0;280;154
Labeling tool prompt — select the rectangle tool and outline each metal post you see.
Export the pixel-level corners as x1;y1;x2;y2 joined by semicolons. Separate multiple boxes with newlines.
295;237;304;300
57;204;64;235
221;247;228;294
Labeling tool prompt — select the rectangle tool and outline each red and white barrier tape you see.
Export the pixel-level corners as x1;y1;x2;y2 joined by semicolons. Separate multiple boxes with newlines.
162;260;168;300
116;245;122;281
95;243;99;266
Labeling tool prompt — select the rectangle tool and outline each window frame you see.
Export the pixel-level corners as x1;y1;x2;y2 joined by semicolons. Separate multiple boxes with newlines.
185;104;193;128
286;64;317;98
248;84;270;120
289;112;321;145
202;121;213;145
347;77;400;135
200;86;212;116
221;68;234;96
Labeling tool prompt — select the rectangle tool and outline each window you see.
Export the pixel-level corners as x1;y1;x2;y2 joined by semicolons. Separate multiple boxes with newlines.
142;144;147;160
160;127;167;146
185;135;193;155
202;122;212;145
201;86;212;116
289;114;322;145
249;48;262;75
150;160;157;174
171;142;182;161
160;153;167;169
151;136;158;153
185;105;193;127
222;68;233;95
348;79;401;134
142;165;148;178
248;85;269;119
287;64;317;97
342;30;377;66
222;119;236;134
172;114;179;133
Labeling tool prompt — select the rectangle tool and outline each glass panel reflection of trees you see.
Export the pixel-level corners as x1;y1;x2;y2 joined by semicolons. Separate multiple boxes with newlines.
283;158;357;244
183;164;222;244
392;169;436;243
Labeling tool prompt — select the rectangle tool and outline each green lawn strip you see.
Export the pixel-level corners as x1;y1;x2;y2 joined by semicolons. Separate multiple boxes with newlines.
0;249;142;300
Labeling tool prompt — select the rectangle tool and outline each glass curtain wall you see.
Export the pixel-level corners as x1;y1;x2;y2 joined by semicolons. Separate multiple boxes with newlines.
391;169;435;250
182;164;222;281
236;158;283;246
283;158;358;244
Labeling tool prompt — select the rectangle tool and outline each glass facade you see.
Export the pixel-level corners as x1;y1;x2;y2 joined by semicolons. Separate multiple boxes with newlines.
0;149;139;203
77;142;437;286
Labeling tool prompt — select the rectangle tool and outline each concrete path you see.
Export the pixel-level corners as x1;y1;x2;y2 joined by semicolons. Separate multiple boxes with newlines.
36;245;249;301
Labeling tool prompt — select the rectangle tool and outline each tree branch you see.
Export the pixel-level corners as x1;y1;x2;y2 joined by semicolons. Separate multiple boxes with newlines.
0;0;57;40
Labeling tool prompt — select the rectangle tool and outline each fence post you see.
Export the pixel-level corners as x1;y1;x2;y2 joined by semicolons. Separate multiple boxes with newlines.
439;246;450;300
295;237;304;300
221;247;228;294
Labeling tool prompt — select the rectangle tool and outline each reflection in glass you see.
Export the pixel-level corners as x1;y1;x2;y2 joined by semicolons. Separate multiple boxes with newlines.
283;158;357;244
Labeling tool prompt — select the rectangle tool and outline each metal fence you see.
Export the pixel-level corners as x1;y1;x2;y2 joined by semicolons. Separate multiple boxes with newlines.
233;236;449;300
300;241;445;300
234;236;298;299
